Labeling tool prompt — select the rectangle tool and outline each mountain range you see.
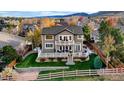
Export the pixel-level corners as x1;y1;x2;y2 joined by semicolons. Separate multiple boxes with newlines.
0;11;124;18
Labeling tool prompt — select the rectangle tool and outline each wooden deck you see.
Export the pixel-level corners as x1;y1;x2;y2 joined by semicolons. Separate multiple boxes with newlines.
37;52;88;58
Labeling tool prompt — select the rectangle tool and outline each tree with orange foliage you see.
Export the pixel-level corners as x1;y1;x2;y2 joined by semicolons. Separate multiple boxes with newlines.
88;21;95;31
41;18;55;27
105;16;119;27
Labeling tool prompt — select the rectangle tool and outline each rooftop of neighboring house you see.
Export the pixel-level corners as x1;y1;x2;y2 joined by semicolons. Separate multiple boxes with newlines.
22;23;35;31
42;25;83;35
0;51;3;56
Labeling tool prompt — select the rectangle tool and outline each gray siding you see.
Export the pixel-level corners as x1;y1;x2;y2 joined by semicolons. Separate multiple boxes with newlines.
55;30;74;41
42;35;55;53
74;35;84;52
42;30;84;53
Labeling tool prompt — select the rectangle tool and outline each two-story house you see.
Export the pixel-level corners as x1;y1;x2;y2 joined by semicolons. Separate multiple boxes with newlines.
36;25;88;62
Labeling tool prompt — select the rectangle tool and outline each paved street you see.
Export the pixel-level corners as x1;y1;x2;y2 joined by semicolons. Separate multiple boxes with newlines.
0;32;25;48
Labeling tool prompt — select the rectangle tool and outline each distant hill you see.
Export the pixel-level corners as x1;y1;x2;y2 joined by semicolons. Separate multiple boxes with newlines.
1;11;124;18
34;11;124;18
34;12;89;18
90;11;124;16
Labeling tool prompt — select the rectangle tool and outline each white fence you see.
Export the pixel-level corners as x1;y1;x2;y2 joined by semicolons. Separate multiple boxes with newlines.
38;52;87;58
37;68;124;80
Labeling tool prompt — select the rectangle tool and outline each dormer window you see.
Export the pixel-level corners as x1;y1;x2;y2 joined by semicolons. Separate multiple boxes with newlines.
45;35;53;40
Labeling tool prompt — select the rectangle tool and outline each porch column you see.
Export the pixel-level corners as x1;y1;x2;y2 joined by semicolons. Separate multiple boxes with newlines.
66;51;75;65
66;44;75;65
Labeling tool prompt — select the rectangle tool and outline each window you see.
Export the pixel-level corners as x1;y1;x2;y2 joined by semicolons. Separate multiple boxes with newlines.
60;46;62;50
69;46;72;50
60;36;62;40
64;36;66;41
77;35;82;39
59;35;73;41
69;36;72;41
45;35;53;40
75;44;81;51
45;43;54;49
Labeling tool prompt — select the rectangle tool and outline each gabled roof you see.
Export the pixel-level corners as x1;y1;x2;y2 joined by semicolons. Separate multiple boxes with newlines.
42;26;83;35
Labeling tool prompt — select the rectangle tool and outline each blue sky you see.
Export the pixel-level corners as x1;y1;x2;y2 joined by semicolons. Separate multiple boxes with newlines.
0;11;95;17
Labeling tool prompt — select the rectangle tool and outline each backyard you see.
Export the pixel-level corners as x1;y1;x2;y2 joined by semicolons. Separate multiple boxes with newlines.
16;53;99;70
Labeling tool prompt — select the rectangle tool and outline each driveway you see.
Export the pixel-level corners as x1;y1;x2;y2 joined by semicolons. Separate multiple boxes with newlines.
0;32;25;48
13;71;39;81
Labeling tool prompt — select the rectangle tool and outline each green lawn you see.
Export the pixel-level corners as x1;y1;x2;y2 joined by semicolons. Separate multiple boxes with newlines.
16;53;97;70
16;53;66;68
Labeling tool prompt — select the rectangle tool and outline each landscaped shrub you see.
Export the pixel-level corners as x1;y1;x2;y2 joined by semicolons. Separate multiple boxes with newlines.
40;58;46;62
93;56;103;69
49;58;54;62
57;58;63;62
80;58;86;61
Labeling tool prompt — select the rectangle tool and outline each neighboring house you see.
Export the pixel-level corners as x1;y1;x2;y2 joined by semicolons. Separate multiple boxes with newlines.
37;25;88;62
19;23;36;36
90;24;100;43
0;19;6;31
55;18;68;26
0;50;3;57
22;24;35;32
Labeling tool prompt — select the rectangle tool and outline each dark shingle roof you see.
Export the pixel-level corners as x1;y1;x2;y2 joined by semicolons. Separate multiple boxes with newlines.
42;26;83;35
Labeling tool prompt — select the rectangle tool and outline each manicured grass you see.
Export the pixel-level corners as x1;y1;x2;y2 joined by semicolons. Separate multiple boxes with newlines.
16;53;66;68
16;53;97;71
38;61;92;74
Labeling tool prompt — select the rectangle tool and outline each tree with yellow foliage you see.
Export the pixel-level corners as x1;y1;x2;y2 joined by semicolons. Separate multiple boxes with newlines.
67;16;79;26
18;17;23;34
103;35;116;56
26;26;41;48
103;35;116;68
2;67;13;80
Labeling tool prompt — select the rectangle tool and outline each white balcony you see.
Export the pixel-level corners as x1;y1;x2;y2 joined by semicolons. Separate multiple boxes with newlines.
55;41;74;45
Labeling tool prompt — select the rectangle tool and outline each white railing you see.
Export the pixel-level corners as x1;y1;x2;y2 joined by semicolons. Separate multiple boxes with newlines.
15;67;69;72
37;68;124;80
55;41;74;45
38;52;87;58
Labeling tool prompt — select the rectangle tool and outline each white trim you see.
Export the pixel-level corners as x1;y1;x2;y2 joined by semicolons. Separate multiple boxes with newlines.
59;35;73;41
45;43;54;49
45;35;54;41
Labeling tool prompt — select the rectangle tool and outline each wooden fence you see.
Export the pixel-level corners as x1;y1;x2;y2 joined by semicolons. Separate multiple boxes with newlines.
1;68;124;81
37;68;124;80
